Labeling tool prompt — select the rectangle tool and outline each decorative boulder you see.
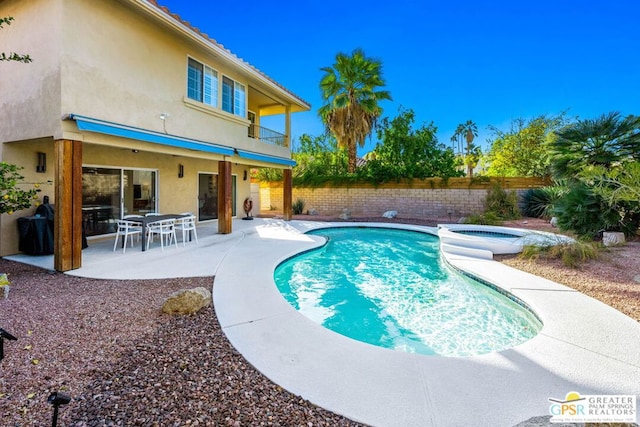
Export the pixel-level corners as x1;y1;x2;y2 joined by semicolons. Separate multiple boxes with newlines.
162;287;212;315
308;208;319;215
382;210;398;219
550;217;558;227
602;231;626;247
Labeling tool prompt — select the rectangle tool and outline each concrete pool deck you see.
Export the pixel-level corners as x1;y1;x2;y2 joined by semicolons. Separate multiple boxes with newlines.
213;219;640;427
6;218;639;426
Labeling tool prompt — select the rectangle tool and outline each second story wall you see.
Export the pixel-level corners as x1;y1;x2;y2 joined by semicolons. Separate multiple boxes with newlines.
0;0;63;143
59;0;288;154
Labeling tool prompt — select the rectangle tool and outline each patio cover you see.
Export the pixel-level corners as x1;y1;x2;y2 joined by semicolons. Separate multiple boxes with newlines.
64;114;235;156
235;149;296;167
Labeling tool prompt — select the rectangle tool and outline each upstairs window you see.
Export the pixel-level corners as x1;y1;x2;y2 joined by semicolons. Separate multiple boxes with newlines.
222;75;246;117
187;58;218;107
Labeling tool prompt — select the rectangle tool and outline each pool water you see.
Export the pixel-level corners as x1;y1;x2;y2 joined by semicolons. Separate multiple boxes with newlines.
274;227;542;356
453;230;519;238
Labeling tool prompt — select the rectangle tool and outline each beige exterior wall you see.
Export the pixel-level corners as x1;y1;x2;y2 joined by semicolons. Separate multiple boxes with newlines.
0;0;305;257
0;139;56;256
0;0;63;144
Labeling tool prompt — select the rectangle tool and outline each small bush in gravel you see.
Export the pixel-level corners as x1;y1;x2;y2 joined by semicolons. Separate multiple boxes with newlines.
520;239;599;268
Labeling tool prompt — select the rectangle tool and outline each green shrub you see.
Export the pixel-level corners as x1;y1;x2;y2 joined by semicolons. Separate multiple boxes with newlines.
553;183;639;239
520;183;568;219
485;183;520;220
520;238;599;268
292;198;306;215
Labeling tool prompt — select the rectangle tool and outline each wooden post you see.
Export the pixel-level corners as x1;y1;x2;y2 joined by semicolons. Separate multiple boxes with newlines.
283;168;292;221
217;160;232;234
54;139;83;271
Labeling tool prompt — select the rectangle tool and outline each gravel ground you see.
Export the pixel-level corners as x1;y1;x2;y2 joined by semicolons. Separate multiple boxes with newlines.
0;262;362;426
1;216;638;426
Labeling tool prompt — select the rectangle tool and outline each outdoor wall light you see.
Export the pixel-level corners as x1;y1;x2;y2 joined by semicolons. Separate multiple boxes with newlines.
36;152;46;173
243;170;247;181
178;164;184;178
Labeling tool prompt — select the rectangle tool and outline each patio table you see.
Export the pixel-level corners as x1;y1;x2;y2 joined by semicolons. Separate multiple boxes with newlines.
125;214;188;251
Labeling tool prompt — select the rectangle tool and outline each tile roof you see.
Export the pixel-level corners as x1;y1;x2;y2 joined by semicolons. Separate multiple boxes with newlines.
145;0;310;109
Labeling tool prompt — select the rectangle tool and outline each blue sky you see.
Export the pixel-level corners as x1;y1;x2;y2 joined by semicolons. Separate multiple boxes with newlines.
159;0;639;155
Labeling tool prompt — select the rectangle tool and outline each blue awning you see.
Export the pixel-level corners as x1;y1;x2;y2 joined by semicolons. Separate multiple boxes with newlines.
66;114;235;156
235;149;296;167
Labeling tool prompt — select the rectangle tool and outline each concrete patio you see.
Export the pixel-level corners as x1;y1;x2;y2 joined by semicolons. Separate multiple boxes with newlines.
4;218;640;426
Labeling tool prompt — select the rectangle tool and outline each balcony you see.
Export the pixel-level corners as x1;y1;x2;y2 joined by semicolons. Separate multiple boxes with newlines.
248;124;286;146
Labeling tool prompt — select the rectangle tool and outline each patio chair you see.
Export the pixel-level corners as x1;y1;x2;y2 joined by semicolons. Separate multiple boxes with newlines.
175;214;198;246
113;219;143;253
146;218;177;251
145;212;161;217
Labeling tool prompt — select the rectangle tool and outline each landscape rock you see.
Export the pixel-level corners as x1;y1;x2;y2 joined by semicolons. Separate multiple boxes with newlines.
307;208;318;215
162;287;212;315
338;208;351;220
382;210;397;218
602;231;626;247
550;217;558;227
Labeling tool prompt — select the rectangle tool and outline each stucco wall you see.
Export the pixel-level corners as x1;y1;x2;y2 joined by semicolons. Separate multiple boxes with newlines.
0;0;62;143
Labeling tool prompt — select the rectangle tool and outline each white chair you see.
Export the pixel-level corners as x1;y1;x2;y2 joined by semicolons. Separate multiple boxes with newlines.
146;218;177;251
175;215;198;246
113;219;143;253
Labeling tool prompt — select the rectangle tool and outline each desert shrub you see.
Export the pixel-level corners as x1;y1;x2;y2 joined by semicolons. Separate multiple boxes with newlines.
520;183;568;219
485;183;520;220
553;183;639;239
463;212;502;225
292;198;306;215
520;239;599;268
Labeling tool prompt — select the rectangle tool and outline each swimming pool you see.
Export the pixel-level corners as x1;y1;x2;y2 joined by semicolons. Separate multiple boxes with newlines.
274;227;542;356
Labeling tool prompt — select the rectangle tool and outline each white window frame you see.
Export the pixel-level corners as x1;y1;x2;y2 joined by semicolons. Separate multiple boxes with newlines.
221;74;246;118
187;57;218;108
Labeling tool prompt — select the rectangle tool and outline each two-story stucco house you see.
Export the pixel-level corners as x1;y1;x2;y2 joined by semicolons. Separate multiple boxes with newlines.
0;0;308;271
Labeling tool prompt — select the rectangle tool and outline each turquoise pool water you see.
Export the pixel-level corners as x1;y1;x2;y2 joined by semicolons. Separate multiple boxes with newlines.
274;227;542;356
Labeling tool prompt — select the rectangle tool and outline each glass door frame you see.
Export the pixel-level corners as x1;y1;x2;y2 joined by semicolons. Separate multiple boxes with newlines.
82;164;158;236
197;171;237;222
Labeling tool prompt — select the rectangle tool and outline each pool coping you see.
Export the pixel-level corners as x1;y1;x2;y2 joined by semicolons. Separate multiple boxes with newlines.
213;220;640;427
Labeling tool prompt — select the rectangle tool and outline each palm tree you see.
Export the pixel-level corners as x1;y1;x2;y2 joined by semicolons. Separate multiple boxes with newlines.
451;120;478;177
550;112;640;179
319;48;392;173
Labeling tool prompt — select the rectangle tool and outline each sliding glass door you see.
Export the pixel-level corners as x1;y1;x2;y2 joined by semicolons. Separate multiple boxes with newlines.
82;167;157;236
198;173;236;222
123;169;157;216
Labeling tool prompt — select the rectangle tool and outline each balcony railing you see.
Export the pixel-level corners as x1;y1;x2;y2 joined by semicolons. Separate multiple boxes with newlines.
248;124;286;146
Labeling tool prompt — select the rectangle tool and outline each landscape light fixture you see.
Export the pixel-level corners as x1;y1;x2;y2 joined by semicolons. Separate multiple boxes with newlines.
48;392;71;427
0;327;17;362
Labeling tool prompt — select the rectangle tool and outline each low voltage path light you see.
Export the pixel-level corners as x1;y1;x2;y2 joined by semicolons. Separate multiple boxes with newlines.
0;327;17;362
48;392;71;427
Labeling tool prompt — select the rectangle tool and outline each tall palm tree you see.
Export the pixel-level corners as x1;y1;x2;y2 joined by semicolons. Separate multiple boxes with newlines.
451;120;478;177
319;48;392;173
